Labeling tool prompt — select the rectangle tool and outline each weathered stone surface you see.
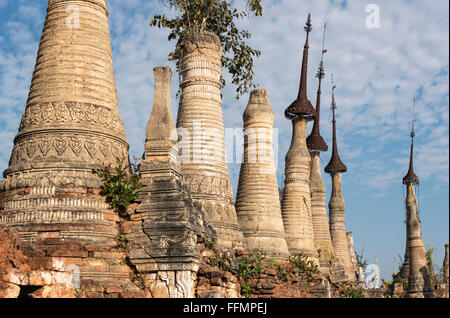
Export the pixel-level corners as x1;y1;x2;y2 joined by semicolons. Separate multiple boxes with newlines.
127;66;211;298
309;150;334;274
281;118;318;263
0;282;20;298
405;184;434;298
346;232;358;273
0;0;130;291
328;172;355;281
176;32;244;249
235;89;289;258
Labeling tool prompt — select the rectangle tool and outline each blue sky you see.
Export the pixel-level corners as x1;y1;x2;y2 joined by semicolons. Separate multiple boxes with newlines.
0;0;448;280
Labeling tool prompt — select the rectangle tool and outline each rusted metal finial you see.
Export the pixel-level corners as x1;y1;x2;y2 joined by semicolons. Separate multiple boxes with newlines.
403;97;419;185
307;22;328;151
284;13;316;121
324;74;347;174
304;13;312;33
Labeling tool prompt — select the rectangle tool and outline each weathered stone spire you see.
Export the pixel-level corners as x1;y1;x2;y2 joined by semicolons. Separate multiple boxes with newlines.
402;102;434;298
403;98;419;186
126;66;208;298
0;0;128;245
176;31;244;249
284;13;316;121
400;98;418;279
307;23;334;274
236;89;290;258
281;14;318;263
324;76;347;175
324;78;355;280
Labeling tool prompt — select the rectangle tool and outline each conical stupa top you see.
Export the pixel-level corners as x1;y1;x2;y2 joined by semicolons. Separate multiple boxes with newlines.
324;75;347;174
285;13;316;121
403;98;419;185
307;23;328;151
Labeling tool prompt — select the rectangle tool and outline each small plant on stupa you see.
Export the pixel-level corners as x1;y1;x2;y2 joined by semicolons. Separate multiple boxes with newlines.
339;285;365;298
238;248;265;280
93;163;141;215
149;0;263;99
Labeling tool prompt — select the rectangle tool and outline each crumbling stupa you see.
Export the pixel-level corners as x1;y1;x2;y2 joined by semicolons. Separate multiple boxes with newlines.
306;23;334;274
402;105;434;298
324;79;355;281
281;14;318;263
125;66;211;298
176;32;244;249
235;89;290;258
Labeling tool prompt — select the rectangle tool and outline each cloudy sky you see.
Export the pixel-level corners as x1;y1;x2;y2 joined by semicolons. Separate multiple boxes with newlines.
0;0;448;279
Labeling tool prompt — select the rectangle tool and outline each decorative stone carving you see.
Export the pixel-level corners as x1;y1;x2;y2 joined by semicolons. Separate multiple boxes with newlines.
0;0;129;251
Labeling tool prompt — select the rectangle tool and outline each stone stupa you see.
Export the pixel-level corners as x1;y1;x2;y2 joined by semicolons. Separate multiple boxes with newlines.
175;31;244;249
0;0;134;287
235;89;290;258
324;77;355;281
402;100;434;298
281;14;318;263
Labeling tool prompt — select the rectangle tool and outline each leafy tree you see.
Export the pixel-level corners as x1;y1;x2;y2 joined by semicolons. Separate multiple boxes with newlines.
149;0;263;99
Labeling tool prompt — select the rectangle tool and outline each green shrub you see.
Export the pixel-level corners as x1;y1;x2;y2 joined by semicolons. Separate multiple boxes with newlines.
340;285;365;298
241;283;252;298
276;267;289;282
93;164;141;215
238;248;265;280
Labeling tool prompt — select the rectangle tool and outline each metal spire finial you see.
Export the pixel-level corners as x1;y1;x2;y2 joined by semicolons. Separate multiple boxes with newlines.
324;74;347;174
304;13;312;33
331;73;336;113
411;97;416;140
403;97;419;185
316;23;327;80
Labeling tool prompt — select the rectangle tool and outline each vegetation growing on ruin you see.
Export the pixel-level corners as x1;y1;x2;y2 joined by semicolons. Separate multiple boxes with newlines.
148;0;263;99
356;249;368;270
290;255;320;276
93;163;141;215
339;285;365;298
238;248;265;280
425;244;446;288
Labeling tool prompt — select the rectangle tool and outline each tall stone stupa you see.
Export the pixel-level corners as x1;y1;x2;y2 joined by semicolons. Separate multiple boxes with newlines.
176;31;244;248
324;77;355;281
281;14;318;263
402;100;434;298
0;0;129;246
235;89;290;258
